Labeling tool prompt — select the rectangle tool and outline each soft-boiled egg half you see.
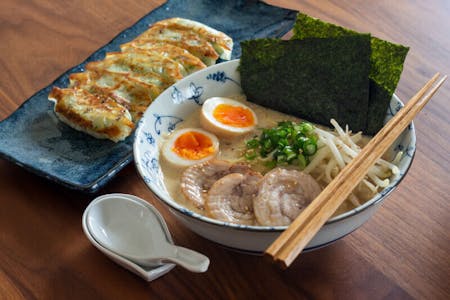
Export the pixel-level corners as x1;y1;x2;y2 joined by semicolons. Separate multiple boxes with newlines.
162;128;219;167
200;97;257;137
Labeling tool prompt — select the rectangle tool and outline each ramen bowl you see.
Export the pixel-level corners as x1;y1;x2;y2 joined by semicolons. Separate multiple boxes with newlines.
133;59;415;253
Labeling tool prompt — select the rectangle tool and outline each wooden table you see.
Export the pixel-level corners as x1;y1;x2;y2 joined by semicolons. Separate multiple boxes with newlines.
1;1;449;299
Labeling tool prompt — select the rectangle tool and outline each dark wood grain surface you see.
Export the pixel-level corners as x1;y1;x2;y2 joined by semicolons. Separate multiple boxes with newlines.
1;1;449;299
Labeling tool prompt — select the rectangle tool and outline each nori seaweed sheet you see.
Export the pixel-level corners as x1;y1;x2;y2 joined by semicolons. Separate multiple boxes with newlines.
293;13;409;135
240;37;371;131
367;38;409;134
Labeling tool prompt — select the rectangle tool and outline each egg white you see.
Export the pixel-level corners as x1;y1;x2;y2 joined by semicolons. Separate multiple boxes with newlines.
200;97;257;137
162;128;219;167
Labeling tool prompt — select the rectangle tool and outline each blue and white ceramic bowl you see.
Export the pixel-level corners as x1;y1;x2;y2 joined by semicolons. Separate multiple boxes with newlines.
133;59;415;253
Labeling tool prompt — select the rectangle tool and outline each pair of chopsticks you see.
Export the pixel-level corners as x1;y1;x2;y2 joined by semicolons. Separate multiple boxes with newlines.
265;73;447;268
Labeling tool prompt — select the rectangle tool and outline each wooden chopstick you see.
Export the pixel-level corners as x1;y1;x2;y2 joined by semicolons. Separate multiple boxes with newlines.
265;73;447;268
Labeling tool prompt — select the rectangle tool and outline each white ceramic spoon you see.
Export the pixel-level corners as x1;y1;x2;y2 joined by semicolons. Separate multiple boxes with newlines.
84;193;209;273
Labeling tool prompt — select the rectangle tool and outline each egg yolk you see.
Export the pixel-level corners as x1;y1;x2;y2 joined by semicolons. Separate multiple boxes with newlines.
172;131;215;160
212;104;255;128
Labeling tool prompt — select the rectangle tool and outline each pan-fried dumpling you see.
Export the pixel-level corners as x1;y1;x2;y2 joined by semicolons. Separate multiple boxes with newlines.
106;51;188;77
151;18;233;60
47;17;234;142
48;87;134;142
70;69;162;98
69;70;161;122
135;24;219;66
86;51;185;87
85;61;167;88
120;42;206;74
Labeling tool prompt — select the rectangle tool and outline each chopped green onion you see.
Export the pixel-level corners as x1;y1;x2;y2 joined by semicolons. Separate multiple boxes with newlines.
244;120;318;169
245;151;257;160
263;139;273;150
277;154;287;163
303;141;317;155
297;153;308;169
246;139;259;149
299;122;314;134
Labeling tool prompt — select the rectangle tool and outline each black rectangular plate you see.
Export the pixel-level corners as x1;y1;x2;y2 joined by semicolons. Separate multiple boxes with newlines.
0;0;296;193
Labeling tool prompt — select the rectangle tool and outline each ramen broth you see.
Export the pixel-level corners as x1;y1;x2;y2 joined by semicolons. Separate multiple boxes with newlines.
159;95;375;219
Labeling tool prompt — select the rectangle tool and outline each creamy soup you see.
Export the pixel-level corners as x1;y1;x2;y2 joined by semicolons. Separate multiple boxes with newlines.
159;95;390;224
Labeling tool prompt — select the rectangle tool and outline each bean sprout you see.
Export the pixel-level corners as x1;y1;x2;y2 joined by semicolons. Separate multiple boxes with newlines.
304;119;401;213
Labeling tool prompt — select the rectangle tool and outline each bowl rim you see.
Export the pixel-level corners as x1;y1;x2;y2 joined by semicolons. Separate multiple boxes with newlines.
133;59;416;232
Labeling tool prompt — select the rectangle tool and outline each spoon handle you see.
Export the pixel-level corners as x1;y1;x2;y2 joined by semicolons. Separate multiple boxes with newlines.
167;246;210;273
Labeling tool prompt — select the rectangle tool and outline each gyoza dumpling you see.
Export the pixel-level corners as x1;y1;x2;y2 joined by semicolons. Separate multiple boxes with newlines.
120;42;206;74
48;87;134;142
69;70;161;122
86;51;185;87
135;24;219;66
70;69;162;99
151;18;233;60
47;17;234;143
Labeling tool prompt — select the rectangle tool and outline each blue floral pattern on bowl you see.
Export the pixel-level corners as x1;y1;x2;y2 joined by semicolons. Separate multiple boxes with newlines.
133;59;416;239
206;71;240;86
171;83;204;105
153;114;183;135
